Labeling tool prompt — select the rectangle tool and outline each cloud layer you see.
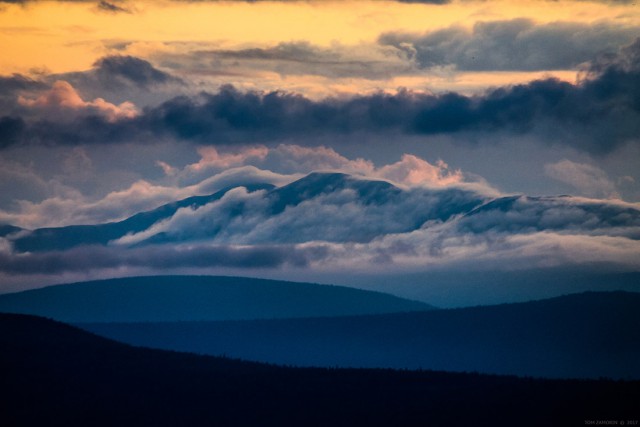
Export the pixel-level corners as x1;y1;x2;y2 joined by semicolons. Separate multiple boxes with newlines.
1;37;638;154
1;162;638;280
379;19;637;71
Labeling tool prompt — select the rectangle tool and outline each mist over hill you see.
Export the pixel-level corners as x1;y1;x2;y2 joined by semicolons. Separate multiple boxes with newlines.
1;171;638;305
5;172;639;254
5;172;489;251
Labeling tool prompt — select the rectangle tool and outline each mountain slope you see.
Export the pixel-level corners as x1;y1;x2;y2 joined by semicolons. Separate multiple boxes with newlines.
1;313;638;427
0;224;21;237
0;275;433;322
80;291;640;379
5;172;638;257
10;183;274;252
6;172;488;251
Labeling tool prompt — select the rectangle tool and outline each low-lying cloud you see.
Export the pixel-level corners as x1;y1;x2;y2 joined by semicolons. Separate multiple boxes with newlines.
1;163;638;279
0;242;311;275
0;146;474;229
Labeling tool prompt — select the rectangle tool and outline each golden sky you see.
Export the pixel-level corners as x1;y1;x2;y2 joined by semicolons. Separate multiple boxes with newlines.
1;0;638;89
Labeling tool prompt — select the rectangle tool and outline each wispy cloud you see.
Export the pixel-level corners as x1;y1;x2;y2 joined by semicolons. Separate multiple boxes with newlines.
2;189;639;277
0;147;476;229
96;1;131;14
545;160;619;199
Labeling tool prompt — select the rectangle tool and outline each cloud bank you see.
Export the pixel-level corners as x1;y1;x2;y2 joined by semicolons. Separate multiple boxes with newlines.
379;19;637;71
1;159;638;281
1;37;638;154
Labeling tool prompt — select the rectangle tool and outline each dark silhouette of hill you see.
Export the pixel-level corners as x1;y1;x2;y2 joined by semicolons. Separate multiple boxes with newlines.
0;224;21;237
80;291;640;379
1;313;638;427
0;275;433;322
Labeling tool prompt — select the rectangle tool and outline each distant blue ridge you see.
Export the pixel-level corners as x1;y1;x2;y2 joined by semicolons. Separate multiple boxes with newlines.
79;290;640;380
0;275;434;323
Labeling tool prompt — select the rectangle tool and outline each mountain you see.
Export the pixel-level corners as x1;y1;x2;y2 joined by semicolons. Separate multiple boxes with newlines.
0;275;433;322
0;224;21;237
5;171;639;255
80;291;640;379
10;183;274;252
1;313;638;427
6;172;487;252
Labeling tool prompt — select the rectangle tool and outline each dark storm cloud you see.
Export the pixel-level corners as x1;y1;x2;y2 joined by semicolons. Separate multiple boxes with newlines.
39;55;186;110
0;57;180;116
151;38;640;152
57;55;184;93
92;56;180;87
0;74;45;92
3;38;639;153
0;74;46;113
163;19;636;79
0;243;311;275
396;0;451;3
379;19;638;71
96;0;131;13
0;116;26;149
0;0;130;5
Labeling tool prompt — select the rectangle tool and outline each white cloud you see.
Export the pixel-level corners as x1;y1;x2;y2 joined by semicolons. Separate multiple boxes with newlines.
376;155;463;187
0;164;297;229
173;144;470;189
188;146;269;171
110;173;489;248
545;160;619;199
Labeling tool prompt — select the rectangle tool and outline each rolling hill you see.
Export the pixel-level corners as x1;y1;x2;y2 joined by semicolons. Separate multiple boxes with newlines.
1;313;638;427
80;291;640;379
0;275;433;322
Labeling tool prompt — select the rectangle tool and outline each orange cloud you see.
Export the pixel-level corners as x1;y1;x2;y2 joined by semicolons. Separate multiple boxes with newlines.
18;80;138;121
189;146;270;171
377;155;463;187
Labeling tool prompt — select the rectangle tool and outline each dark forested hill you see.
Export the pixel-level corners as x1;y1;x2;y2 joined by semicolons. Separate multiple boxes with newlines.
0;275;433;322
81;291;640;379
1;313;638;427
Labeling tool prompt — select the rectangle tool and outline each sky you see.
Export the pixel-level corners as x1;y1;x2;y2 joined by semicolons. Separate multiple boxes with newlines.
0;0;639;305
